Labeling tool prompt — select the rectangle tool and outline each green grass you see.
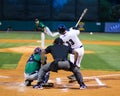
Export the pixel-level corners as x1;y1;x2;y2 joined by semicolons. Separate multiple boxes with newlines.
80;33;120;41
0;42;39;48
81;45;120;71
0;31;57;40
0;31;120;71
0;31;120;41
0;52;22;69
0;31;40;39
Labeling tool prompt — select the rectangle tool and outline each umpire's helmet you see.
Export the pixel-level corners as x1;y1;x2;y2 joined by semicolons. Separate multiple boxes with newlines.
54;37;64;45
58;24;66;34
34;47;41;54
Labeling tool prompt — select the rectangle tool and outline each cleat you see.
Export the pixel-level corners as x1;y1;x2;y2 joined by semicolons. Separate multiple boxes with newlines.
33;84;43;89
80;83;87;90
80;85;87;89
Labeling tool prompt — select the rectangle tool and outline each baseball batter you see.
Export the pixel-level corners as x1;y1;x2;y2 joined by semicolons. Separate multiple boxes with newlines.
24;47;49;86
58;24;84;80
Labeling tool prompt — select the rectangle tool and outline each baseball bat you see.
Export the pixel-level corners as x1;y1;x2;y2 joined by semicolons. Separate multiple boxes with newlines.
75;8;88;27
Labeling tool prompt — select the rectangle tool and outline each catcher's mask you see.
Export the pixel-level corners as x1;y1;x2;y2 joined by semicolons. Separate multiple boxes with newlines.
58;24;66;34
34;47;41;54
53;37;64;45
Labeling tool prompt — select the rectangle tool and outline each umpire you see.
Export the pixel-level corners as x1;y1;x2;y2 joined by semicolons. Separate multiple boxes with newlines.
33;37;87;89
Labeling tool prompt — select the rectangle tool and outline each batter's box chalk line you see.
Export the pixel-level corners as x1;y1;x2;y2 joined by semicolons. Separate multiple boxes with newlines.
95;77;106;86
49;73;120;88
48;77;106;88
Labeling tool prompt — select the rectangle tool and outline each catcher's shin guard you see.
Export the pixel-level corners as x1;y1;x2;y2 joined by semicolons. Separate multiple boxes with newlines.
43;72;50;83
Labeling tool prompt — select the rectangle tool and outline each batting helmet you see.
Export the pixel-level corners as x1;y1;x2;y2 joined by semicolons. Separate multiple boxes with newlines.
34;47;41;54
58;24;66;34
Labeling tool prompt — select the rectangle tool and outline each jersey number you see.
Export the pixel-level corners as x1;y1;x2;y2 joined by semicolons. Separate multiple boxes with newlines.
28;55;34;62
66;39;75;46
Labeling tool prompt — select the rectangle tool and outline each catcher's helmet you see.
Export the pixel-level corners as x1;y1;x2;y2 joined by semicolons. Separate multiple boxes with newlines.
34;47;41;54
58;24;66;34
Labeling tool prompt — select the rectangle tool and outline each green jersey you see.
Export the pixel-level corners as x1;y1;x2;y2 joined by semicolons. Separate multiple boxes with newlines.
39;22;46;28
25;53;41;74
35;22;46;32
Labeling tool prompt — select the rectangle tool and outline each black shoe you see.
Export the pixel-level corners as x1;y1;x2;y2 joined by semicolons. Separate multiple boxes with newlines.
24;80;33;86
80;82;87;89
33;84;43;89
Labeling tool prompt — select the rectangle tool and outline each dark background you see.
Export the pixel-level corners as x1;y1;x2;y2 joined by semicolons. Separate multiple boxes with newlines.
0;0;120;22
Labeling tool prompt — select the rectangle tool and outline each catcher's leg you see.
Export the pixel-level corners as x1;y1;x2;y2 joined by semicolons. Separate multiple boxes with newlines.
24;72;38;86
43;72;50;83
25;79;33;86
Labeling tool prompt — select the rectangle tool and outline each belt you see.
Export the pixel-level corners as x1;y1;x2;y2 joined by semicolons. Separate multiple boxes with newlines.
80;45;83;48
73;45;83;49
26;71;38;75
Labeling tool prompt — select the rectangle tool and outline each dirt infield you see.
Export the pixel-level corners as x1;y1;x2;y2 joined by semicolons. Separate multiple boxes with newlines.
0;39;120;96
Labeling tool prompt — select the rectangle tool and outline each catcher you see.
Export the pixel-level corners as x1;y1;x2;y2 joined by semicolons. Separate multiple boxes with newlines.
24;47;50;86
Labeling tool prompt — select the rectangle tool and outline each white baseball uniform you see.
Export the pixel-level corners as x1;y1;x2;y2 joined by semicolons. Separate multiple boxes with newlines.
60;28;84;67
